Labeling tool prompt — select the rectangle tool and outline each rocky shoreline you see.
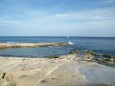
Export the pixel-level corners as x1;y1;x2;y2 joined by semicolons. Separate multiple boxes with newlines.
0;54;115;86
0;42;68;49
70;50;115;66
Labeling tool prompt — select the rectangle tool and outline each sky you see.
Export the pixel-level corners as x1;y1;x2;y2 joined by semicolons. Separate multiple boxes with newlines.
0;0;115;37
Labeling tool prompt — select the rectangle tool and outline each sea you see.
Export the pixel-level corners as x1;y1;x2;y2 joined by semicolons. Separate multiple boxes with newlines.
0;36;115;58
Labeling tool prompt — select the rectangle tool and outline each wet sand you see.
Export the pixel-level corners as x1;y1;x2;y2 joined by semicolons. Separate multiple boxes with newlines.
0;54;115;86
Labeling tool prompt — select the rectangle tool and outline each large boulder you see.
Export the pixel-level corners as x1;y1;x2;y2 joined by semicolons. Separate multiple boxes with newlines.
84;50;95;60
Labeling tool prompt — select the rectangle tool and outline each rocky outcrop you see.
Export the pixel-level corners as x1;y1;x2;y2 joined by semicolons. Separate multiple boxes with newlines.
0;43;68;49
83;50;95;60
89;54;115;66
73;50;115;64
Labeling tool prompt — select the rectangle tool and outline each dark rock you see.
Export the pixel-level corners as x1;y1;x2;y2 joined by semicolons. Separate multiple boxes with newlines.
40;79;48;83
47;56;59;59
104;58;111;61
69;50;79;54
103;54;113;58
94;57;99;61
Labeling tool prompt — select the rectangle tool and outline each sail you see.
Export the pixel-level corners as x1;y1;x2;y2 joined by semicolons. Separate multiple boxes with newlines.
67;34;69;38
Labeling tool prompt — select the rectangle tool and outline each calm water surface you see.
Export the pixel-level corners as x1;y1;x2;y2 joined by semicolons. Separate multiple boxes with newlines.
0;36;115;57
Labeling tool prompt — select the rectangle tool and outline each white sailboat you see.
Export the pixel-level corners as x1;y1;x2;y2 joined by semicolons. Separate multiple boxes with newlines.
67;34;69;38
66;35;74;45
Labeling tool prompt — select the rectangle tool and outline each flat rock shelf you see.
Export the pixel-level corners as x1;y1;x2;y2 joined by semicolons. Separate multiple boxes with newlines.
0;43;68;49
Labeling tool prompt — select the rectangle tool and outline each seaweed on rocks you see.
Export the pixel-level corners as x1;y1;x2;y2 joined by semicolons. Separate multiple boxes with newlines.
47;55;59;59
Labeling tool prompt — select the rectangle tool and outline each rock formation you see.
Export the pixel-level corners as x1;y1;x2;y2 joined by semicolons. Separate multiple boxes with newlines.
0;71;16;86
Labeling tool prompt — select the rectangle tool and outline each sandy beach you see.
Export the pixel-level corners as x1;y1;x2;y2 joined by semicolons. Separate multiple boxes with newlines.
0;54;115;86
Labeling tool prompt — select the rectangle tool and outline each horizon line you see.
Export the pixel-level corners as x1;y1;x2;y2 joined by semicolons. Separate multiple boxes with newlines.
0;36;115;38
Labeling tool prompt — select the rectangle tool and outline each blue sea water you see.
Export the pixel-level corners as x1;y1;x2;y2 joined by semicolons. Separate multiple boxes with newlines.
0;36;115;57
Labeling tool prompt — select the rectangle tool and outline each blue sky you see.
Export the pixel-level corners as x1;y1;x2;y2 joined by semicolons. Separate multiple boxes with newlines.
0;0;115;37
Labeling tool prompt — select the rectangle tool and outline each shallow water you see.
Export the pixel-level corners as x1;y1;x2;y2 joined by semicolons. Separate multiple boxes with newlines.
80;66;115;85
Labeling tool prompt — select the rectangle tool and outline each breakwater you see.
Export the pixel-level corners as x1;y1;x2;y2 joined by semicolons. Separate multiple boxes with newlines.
0;42;68;49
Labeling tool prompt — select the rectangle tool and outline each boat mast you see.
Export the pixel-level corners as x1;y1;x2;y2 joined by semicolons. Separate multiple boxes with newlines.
67;34;69;38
